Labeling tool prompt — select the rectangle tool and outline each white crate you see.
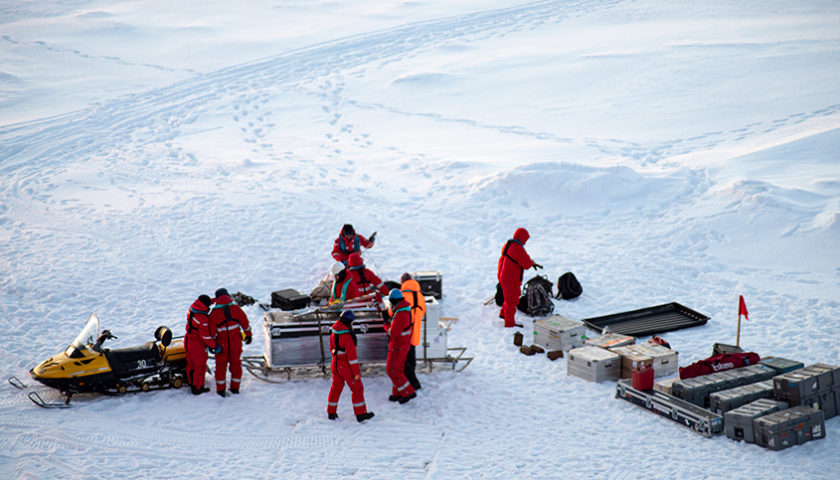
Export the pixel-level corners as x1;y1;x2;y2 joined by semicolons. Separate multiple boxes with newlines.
533;315;585;351
416;296;448;360
567;345;621;382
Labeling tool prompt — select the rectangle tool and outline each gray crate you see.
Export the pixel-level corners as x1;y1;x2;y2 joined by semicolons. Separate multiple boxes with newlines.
533;315;585;351
773;364;839;402
754;406;826;451
724;398;789;443
759;357;803;375
802;363;840;391
710;380;774;414
567;345;621;382
797;390;838;420
673;365;776;408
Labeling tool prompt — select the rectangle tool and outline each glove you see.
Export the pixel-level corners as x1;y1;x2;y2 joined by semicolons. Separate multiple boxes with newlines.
369;231;377;244
532;263;543;270
244;335;252;345
212;345;222;354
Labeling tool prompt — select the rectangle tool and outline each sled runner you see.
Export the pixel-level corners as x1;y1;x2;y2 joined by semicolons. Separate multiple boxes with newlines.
25;313;187;407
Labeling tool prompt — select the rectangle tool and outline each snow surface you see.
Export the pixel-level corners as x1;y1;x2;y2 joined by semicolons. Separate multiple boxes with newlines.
2;0;839;478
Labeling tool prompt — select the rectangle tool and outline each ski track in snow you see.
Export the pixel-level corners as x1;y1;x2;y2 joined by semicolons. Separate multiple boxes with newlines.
2;0;840;478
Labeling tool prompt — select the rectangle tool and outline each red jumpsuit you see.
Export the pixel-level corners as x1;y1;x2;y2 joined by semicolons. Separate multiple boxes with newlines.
330;271;361;304
209;294;251;394
327;319;369;416
385;300;416;398
348;253;389;299
497;228;534;327
332;231;373;264
184;299;217;390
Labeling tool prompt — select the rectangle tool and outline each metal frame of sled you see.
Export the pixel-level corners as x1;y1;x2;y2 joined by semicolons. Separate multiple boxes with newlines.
246;294;472;382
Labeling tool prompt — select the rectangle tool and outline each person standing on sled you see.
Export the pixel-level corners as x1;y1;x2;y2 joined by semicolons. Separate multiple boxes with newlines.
329;261;360;305
184;294;221;395
384;289;417;404
399;273;425;391
209;288;252;397
347;252;390;300
327;310;375;423
332;224;376;265
497;228;542;328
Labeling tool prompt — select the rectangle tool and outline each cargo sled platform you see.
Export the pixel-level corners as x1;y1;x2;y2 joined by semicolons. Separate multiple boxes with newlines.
616;379;723;438
245;294;471;382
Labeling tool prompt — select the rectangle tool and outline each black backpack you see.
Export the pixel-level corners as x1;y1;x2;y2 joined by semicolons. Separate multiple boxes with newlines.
556;272;582;300
517;276;555;316
495;283;505;307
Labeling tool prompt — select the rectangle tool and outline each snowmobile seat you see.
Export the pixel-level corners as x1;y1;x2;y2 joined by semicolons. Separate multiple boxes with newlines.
103;342;160;372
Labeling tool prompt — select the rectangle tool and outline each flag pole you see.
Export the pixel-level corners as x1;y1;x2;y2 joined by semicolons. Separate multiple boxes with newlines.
736;312;741;347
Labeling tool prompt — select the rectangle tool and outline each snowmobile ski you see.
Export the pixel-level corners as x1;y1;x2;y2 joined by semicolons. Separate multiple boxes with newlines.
8;375;27;390
28;391;71;409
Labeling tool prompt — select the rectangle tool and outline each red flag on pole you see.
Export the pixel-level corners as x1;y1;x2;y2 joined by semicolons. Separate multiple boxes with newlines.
738;295;749;320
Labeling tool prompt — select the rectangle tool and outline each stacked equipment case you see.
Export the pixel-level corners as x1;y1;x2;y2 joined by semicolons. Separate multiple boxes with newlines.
672;364;776;408
773;363;840;420
753;405;826;451
724;398;789;444
709;380;774;414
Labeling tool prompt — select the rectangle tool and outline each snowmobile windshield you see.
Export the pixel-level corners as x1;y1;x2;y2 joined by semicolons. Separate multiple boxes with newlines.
65;313;100;358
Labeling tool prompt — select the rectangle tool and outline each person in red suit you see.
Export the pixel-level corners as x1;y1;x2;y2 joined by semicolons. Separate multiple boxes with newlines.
329;261;360;305
209;288;252;397
184;294;220;395
497;228;542;327
347;253;389;299
331;224;376;264
327;310;375;423
384;289;417;404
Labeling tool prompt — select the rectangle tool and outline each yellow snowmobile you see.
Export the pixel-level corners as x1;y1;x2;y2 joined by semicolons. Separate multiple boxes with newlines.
25;313;187;407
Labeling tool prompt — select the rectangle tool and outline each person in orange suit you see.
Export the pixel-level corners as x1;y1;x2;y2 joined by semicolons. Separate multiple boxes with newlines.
399;273;425;391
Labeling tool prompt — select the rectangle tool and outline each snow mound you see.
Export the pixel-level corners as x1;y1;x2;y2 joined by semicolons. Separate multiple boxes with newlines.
468;162;698;215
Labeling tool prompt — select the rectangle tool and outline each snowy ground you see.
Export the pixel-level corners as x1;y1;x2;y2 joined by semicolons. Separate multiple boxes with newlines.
1;0;839;478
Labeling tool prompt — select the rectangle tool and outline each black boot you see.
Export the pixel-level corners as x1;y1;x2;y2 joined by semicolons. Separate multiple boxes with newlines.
388;395;400;402
217;390;226;398
356;412;375;423
230;388;239;394
398;392;417;404
328;413;338;420
191;386;209;395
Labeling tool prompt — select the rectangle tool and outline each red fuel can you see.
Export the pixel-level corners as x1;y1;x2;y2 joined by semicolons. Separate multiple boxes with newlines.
632;364;654;390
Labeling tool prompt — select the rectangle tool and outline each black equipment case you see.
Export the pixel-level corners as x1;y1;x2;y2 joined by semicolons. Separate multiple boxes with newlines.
709;380;774;414
753;405;826;451
724;398;788;444
773;363;840;420
271;289;311;311
759;356;804;375
672;364;776;408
